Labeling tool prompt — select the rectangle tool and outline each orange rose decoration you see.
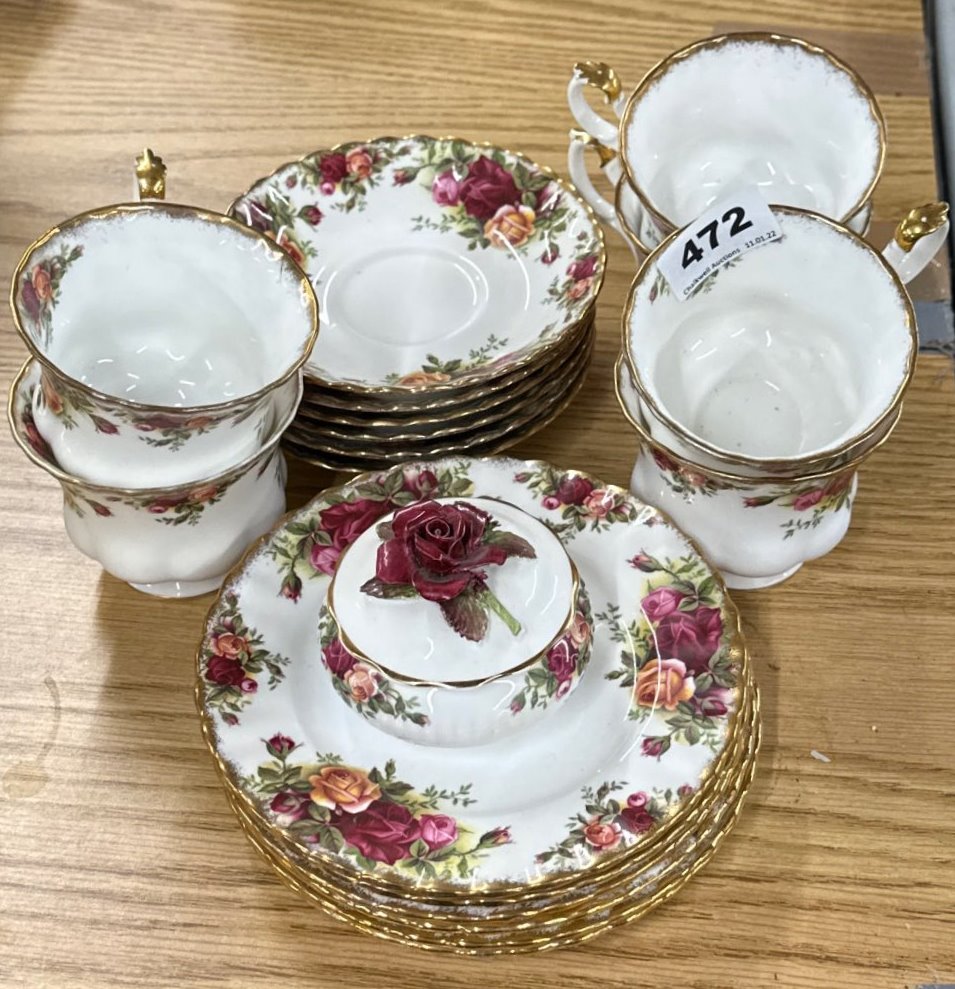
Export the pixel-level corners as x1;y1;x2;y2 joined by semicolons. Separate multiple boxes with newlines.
345;149;374;179
31;266;53;302
484;204;535;248
635;658;695;711
344;663;379;702
211;632;248;658
188;483;220;504
397;370;451;387
569;611;591;648
309;765;381;814
582;819;621;851
278;233;305;267
40;373;63;414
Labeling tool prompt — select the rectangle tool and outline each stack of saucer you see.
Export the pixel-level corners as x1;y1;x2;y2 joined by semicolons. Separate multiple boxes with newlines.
227;135;605;471
196;456;760;953
7;192;318;598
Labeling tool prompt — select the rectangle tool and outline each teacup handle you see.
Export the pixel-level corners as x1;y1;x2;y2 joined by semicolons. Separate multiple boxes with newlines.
134;147;167;201
882;202;949;284
566;60;629;148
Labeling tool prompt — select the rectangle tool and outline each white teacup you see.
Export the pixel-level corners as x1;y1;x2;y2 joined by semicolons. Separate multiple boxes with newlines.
12;199;318;487
623;204;948;475
615;357;894;589
567;33;884;253
9;359;303;598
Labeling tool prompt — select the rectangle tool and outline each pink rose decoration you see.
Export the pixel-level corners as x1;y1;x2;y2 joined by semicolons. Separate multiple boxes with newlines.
309;543;340;576
583;488;612;518
270;790;310;823
239;677;257;694
641;586;687;622
344;662;379;702
541;495;561;510
432;169;462;207
419;813;458;851
582;819;621;851
793;488;825;511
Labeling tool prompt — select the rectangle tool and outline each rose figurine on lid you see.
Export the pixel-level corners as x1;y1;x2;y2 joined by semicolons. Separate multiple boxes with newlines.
321;497;592;747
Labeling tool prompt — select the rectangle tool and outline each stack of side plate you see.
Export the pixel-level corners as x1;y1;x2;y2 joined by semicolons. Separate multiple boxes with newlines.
228;135;605;470
196;456;760;954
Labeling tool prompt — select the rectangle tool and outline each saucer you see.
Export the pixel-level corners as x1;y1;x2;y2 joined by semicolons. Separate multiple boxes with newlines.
197;457;748;894
229;136;605;393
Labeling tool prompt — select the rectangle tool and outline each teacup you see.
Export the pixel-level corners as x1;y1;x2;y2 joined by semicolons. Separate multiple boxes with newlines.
11;160;318;487
615;357;895;589
319;496;593;747
567;33;884;253
9;359;302;598
623;204;948;475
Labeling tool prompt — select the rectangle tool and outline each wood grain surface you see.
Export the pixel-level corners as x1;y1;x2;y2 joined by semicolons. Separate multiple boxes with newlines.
1;1;953;986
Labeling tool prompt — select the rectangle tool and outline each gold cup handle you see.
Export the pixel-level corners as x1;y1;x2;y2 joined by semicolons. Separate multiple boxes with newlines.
882;202;949;285
567;60;628;149
134;148;167;201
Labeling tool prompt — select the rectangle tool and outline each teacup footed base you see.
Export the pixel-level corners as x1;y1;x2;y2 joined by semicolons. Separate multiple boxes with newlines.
129;575;224;599
720;563;802;591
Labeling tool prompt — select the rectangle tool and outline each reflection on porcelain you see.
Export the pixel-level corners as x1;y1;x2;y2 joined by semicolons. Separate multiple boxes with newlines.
566;34;885;251
8;360;302;597
11;202;318;486
623;206;949;473
197;456;746;889
615;357;879;589
229;135;604;392
321;497;592;747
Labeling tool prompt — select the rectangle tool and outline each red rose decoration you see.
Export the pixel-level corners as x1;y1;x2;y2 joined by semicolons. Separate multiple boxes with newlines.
323;638;357;677
641;586;686;622
270;790;310;822
619;805;655;834
90;415;119;435
20;280;40;321
302;205;324;226
373;501;509;603
317;498;392;555
458;156;520;222
654;607;723;674
401;468;439;498
641;737;666;758
546;638;578;683
567;255;597;281
419;813;458;851
335;800;421;865
267;734;297;757
556;474;595;506
319;153;348;185
205;655;245;686
793;488;825;512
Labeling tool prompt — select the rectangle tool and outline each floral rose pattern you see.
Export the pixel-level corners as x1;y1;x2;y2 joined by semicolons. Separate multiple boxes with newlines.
18;243;84;346
514;465;638;542
382;333;509;386
509;586;593;714
535;780;677;867
546;238;600;313
318;609;429;727
268;462;474;601
600;552;737;758
247;738;510;880
200;593;290;724
650;447;735;501
744;472;854;539
404;138;576;256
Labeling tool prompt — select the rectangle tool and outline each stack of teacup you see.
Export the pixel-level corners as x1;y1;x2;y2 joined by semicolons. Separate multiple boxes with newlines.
564;33;950;588
7;153;319;598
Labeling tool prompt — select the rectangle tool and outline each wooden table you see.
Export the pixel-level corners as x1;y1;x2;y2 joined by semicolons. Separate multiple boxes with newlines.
1;2;953;986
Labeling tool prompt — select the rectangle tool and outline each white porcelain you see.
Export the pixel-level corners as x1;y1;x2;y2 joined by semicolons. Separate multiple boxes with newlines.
9;360;303;598
616;357;869;589
624;206;949;474
229;135;604;392
321;497;592;747
566;34;885;253
11;203;318;486
197;456;746;887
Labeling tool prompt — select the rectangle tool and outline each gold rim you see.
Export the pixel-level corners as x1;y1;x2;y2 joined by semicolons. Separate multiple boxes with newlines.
221;685;758;950
618;32;886;233
227;134;607;397
621;205;916;472
194;454;751;900
9;202;319;416
295;318;593;436
286;329;592;455
221;664;754;920
7;358;303;496
281;332;594;470
614;354;902;485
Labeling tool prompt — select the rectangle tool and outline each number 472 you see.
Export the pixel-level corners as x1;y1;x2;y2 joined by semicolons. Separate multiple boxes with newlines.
681;207;753;269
